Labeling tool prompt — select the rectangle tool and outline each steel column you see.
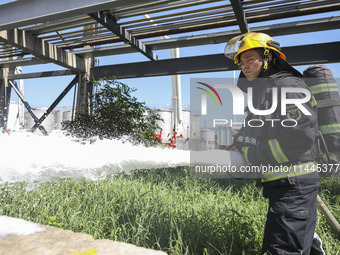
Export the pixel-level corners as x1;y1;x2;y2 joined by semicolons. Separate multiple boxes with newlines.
75;24;96;115
229;0;249;33
0;67;12;131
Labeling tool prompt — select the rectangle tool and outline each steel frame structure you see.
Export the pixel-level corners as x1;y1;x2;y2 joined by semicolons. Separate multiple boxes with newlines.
0;0;339;133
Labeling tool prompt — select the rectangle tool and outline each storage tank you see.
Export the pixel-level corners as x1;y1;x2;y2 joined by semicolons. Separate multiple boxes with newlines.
36;108;54;133
24;111;35;131
216;125;232;145
24;108;54;133
181;110;191;138
62;110;73;123
152;109;172;142
52;110;63;130
7;103;20;130
200;128;215;150
190;114;201;138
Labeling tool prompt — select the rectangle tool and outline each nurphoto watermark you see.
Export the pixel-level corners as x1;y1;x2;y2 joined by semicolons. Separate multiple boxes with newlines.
189;77;340;179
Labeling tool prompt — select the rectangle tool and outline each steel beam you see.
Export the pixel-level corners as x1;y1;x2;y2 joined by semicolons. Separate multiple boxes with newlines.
76;15;340;57
230;0;249;33
92;54;234;79
0;0;165;31
89;11;158;61
92;42;340;79
30;76;78;132
0;57;46;68
0;29;86;72
0;15;339;68
9;80;48;135
5;41;340;80
8;70;78;80
283;42;340;65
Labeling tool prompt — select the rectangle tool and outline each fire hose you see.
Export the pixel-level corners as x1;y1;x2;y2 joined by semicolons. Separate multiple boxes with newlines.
317;195;340;238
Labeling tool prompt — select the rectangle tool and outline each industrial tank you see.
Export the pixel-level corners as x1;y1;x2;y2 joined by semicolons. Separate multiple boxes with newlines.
181;110;190;138
24;108;53;133
200;128;215;150
216;125;232;145
152;109;172;142
52;110;63;130
62;110;73;123
24;111;35;131
190;114;201;138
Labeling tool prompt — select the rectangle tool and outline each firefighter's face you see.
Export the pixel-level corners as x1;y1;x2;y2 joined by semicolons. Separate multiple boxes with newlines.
239;49;263;81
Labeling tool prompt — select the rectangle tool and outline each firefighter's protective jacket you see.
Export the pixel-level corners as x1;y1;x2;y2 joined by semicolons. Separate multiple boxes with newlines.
233;63;318;182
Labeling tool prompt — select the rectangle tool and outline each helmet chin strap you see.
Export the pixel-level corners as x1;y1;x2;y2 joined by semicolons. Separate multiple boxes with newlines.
262;48;270;73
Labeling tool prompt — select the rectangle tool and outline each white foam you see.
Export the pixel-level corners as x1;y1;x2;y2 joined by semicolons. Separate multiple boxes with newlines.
0;216;45;238
0;131;190;184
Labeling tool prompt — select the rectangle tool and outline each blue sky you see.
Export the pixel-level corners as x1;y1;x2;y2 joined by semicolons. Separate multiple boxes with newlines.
1;0;340;110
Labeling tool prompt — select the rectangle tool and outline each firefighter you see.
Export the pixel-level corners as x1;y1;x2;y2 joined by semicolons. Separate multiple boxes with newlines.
224;32;324;254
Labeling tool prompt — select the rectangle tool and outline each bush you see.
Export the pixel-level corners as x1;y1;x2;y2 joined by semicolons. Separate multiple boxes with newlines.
63;77;162;146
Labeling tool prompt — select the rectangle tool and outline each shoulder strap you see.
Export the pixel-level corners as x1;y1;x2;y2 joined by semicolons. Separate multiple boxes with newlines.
267;71;292;91
262;71;291;108
269;71;292;84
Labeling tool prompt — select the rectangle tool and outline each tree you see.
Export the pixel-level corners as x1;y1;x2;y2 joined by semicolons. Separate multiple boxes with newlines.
63;77;162;146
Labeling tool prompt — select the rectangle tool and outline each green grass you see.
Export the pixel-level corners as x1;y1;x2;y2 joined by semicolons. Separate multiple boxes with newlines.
0;167;339;255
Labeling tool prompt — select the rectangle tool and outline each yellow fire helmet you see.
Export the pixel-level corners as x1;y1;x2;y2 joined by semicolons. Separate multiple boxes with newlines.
224;32;286;64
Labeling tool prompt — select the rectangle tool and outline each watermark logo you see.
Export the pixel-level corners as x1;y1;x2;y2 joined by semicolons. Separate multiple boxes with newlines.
196;82;222;115
198;83;311;116
191;78;312;129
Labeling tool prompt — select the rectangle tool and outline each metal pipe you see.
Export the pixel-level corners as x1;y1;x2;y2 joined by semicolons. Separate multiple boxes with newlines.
171;47;183;135
317;195;340;237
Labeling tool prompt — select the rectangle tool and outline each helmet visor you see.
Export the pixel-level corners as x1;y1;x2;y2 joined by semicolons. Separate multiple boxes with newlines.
224;34;246;60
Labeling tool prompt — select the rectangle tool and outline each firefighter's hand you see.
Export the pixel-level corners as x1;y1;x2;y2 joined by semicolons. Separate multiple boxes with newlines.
226;144;240;152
